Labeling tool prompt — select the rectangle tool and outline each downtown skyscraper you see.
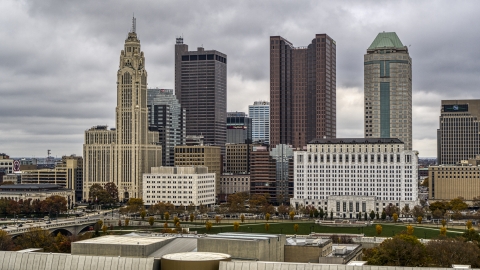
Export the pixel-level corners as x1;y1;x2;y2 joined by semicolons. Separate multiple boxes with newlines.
83;19;162;200
174;37;227;150
249;101;270;144
364;32;412;150
270;34;336;149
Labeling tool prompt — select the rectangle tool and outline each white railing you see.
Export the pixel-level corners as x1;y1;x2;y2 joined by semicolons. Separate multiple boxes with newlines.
5;219;95;235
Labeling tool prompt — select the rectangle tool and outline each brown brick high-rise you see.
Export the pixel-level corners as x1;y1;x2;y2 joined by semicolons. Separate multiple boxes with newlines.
270;34;336;148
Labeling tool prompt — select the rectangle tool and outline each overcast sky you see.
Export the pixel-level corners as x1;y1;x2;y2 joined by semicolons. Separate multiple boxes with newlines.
1;0;479;158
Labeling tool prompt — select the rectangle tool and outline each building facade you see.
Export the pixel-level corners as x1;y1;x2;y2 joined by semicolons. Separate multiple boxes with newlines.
248;101;270;144
249;145;294;204
147;88;186;166
225;143;254;174
174;145;221;197
174;37;227;150
290;138;418;216
83;19;162;201
220;174;250;196
270;34;336;149
0;184;75;206
0;154;13;183
226;112;252;144
143;166;215;207
364;32;412;150
429;156;480;203
437;99;480;165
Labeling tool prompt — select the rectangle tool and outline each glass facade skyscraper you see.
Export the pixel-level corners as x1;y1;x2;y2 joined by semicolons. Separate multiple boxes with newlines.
147;88;186;166
364;32;412;150
248;101;270;144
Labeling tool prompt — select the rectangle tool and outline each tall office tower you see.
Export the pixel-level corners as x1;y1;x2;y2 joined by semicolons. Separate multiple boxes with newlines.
83;18;162;201
248;101;270;144
364;32;413;150
249;144;294;204
226;112;252;144
174;37;227;150
270;34;336;149
437;100;480;165
147;88;186;166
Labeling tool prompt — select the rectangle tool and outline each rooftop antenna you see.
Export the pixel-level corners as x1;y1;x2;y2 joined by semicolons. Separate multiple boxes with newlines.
131;14;136;33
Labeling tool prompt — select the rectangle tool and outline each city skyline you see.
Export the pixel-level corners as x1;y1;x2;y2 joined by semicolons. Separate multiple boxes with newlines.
1;1;480;157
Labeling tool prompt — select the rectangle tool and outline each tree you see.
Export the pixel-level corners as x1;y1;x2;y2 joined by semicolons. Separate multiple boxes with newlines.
406;225;414;235
293;224;299;233
393;213;398;223
289;211;295;221
140;210;146;220
189;213;194;222
125;218;130;226
226;192;248;213
375;211;379;220
173;216;180;225
265;213;270;222
381;211;386;220
265;223;270;232
421;177;429;187
14;228;55;252
0;230;15;251
426;238;480;268
440;227;447;236
262;204;275;215
412;205;425;219
54;232;70;253
401;205;411;217
466;220;473;230
319;208;325;219
417;216;422;224
473;196;480;208
330;210;333;220
448;197;468;212
0;181;15;186
432;209;443;219
104;182;119;202
41;195;67;216
441;219;447;227
163;222;168;229
6;199;20;215
102;225;108;234
205;221;212;232
277;204;289;217
364;212;368;221
370;210;375;220
462;228;480;242
249;194;268;213
385;203;399;218
148;216;154;226
164;212;170;222
215;215;221;224
233;222;240;232
126;198;144;214
429;201;448;214
88;184;104;202
240;214;245;223
376;224;382;235
363;233;427;266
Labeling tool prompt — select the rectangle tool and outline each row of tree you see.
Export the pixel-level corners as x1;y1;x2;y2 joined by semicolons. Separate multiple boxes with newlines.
0;196;67;216
363;230;480;267
88;183;119;205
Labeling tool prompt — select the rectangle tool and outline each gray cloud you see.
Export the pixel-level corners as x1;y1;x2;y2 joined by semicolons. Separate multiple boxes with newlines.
1;0;479;157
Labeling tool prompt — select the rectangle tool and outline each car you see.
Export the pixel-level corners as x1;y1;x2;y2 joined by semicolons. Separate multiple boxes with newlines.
1;225;7;229
17;224;23;227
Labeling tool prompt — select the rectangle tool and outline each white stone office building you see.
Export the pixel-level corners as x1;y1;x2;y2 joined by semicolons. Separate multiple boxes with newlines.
143;166;215;207
290;138;418;218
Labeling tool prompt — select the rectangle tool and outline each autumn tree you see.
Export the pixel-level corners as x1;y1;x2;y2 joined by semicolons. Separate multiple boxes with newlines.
14;228;56;252
148;217;154;226
384;203;399;218
265;223;270;232
417;216;423;224
265;213;270;222
401;205;411;217
227;192;248;213
376;225;382;236
426;238;480;268
140;210;147;220
173;216;180;225
205;221;212;232
441;219;447;227
393;213;398;223
88;184;104;202
289;211;295;221
104;182;119;203
432;209;443;219
126;198;144;214
466;220;473;230
363;233;427;266
277;204;289;218
102;225;108;234
189;213;194;222
233;222;240;232
215;215;221;224
0;230;15;251
370;210;375;220
249;194;268;213
429;201;448;215
439;227;447;236
448;197;468;212
406;225;414;235
41;195;67;216
412;205;425;220
293;224;299;233
240;214;245;223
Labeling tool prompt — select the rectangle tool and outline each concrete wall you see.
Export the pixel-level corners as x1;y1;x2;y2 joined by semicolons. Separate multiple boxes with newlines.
72;237;175;257
0;251;157;270
198;235;285;262
284;242;332;263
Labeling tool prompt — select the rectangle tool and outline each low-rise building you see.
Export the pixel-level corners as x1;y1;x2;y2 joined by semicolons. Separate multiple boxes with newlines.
143;166;215;207
429;155;480;203
284;237;333;263
291;138;419;217
0;184;75;205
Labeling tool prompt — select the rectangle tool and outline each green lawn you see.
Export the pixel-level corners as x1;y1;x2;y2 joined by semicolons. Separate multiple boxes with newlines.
192;222;463;238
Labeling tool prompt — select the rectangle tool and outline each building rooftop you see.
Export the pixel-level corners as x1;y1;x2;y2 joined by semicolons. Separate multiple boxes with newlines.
73;235;173;246
308;138;404;145
368;32;404;49
0;184;63;191
162;252;230;261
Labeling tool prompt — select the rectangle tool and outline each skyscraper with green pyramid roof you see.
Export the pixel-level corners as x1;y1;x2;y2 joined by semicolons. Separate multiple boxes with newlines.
364;32;412;150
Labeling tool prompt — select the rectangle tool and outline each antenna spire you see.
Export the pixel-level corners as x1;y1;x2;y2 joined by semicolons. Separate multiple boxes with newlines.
131;15;136;33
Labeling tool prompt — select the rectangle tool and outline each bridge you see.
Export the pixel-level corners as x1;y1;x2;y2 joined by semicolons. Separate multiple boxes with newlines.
3;219;97;237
